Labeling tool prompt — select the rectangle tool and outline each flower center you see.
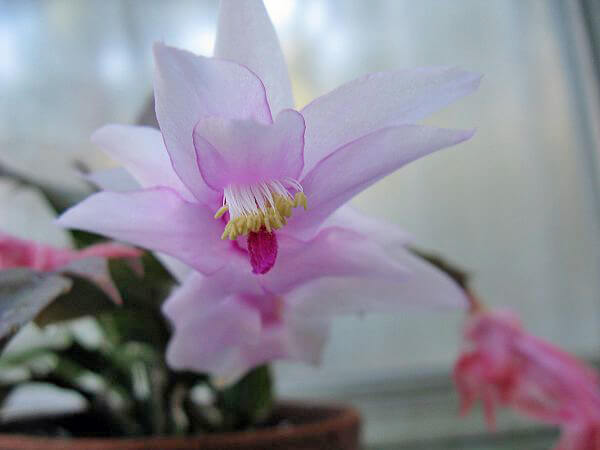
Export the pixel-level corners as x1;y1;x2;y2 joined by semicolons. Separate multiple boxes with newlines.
247;228;278;274
214;178;307;240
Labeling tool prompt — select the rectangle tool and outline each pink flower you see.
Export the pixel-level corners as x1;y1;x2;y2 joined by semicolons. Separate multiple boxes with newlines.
161;226;468;378
58;0;479;375
59;0;480;276
454;307;600;449
0;231;142;304
555;423;600;450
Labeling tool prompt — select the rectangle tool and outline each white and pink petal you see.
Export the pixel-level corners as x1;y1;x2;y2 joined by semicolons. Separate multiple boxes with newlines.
301;67;482;174
164;277;329;378
162;259;262;323
193;109;305;190
58;187;230;275
165;295;263;377
288;247;469;317
294;205;414;249
288;125;475;236
153;43;272;203
91;124;194;201
261;227;408;295
215;0;295;116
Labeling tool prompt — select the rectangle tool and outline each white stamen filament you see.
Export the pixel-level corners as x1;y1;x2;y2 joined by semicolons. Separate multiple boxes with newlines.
214;179;307;240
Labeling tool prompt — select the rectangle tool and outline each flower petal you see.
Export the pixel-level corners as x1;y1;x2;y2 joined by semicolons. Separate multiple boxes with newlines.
0;232;47;270
215;0;294;116
163;273;329;378
58;188;229;274
162;261;262;323
165;294;328;379
289;125;475;234
288;247;468;317
193;109;305;190
261;227;408;294
76;242;142;262
301;67;481;174
455;309;600;428
285;313;330;366
554;424;600;450
91;124;193;200
153;43;272;202
166;295;263;377
85;168;139;192
296;205;414;248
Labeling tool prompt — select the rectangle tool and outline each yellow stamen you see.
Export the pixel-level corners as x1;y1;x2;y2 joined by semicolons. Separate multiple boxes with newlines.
217;193;308;240
294;192;308;210
214;205;229;219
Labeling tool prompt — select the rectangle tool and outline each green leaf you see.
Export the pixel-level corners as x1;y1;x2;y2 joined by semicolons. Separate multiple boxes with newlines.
410;247;471;289
216;365;274;430
35;275;117;327
35;249;175;329
0;269;72;352
109;253;175;309
36;250;175;327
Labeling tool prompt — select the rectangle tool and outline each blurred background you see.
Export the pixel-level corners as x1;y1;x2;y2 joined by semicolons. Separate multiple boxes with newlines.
1;0;600;448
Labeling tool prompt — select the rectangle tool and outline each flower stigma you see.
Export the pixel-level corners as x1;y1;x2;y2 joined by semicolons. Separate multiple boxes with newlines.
214;178;307;240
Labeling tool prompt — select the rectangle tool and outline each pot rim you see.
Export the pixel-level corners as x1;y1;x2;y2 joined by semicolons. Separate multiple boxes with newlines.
0;400;361;449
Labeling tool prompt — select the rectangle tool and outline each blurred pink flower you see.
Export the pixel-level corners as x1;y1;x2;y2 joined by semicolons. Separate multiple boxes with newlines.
454;306;600;449
0;231;142;304
555;423;600;450
58;0;479;376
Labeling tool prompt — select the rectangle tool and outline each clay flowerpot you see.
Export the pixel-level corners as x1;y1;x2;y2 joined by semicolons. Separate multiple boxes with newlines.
0;401;361;450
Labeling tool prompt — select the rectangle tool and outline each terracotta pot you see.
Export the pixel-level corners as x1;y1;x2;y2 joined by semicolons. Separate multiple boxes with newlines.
0;401;361;450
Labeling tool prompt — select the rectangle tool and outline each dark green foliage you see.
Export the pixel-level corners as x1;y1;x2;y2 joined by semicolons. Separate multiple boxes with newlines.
0;247;274;437
0;270;72;353
216;365;274;430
